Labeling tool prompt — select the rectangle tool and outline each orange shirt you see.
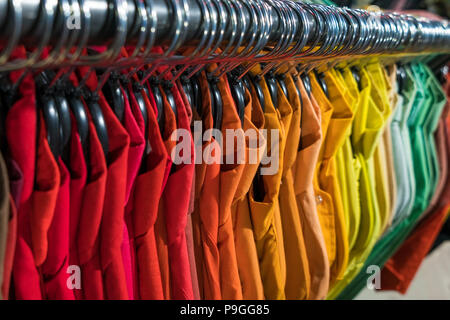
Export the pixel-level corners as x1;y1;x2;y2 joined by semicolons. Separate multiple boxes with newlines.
231;87;266;300
248;65;288;300
217;74;244;299
278;73;311;299
293;77;330;299
192;71;221;299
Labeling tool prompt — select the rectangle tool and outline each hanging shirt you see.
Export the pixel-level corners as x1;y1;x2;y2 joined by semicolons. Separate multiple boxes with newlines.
177;79;201;300
278;72;311;300
232;87;266;300
67;113;88;300
408;63;433;216
310;70;353;287
390;68;417;227
9;47;40;299
162;80;195;300
73;91;108;300
336;66;361;253
216;73;245;300
336;63;446;300
120;83;146;300
422;67;447;209
127;80;167;300
310;73;335;271
328;64;389;299
154;82;177;300
248;65;288;300
324;68;355;284
381;65;399;232
42;159;74;300
31;112;60;299
366;63;392;239
293;77;330;300
191;71;221;300
98;90;130;300
174;78;198;299
81;69;131;300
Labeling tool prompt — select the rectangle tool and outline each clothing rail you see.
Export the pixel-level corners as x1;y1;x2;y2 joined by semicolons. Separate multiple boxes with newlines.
0;0;449;71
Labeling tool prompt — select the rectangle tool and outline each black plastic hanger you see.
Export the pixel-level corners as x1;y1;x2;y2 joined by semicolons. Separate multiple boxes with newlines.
240;80;250;105
132;80;149;143
300;73;312;98
83;88;109;162
293;74;302;102
53;85;72;161
0;74;13;152
206;76;216;124
191;73;202;115
242;74;252;93
66;82;89;152
43;71;72;160
149;76;165;131
102;70;125;122
0;73;16;111
265;71;278;108
293;74;304;151
180;73;194;108
428;54;449;82
350;66;362;91
396;64;406;94
277;74;289;102
119;74;130;103
36;72;61;159
250;74;265;113
314;70;329;98
207;73;223;130
135;71;152;131
227;71;245;126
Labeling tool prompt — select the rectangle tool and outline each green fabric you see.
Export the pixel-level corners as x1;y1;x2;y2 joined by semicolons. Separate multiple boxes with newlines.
336;62;447;300
390;92;415;226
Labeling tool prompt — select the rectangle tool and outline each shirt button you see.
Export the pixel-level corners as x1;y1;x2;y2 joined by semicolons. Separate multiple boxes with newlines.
316;195;323;204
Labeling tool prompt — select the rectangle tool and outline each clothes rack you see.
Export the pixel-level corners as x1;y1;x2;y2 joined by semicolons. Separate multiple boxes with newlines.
0;0;449;72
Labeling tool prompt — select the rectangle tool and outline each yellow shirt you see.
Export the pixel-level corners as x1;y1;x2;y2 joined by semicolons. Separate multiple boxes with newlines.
327;62;392;298
311;70;353;285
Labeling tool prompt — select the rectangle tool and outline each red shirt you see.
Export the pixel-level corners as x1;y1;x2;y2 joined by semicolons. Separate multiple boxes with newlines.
85;75;131;300
8;49;40;298
162;81;195;299
75;69;108;300
68;118;87;299
120;84;145;300
42;159;74;299
127;82;168;299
